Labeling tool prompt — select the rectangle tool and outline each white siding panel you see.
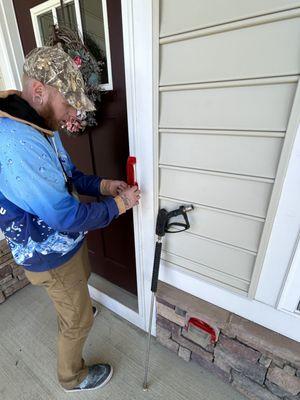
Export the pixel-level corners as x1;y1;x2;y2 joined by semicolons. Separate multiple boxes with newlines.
160;199;264;252
160;17;300;85
0;68;5;91
161;252;250;292
160;132;283;179
162;232;255;282
159;83;297;131
159;167;273;218
160;0;300;36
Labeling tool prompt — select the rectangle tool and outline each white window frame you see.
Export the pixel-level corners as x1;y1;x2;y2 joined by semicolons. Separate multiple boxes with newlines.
30;0;113;91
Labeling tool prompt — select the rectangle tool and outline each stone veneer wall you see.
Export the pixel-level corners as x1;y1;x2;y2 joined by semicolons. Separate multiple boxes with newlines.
0;240;30;303
156;281;300;400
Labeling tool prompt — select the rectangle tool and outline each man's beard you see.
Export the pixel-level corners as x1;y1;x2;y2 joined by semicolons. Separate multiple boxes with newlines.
39;102;87;136
59;126;87;137
39;102;60;131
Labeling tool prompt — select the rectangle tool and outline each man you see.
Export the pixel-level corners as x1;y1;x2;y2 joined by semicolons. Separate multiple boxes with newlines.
0;45;141;392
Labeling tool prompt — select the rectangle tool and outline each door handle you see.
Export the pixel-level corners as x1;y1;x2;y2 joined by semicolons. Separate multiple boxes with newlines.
127;156;138;187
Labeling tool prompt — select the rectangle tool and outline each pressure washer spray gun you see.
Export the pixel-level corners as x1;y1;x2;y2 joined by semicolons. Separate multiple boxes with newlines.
143;204;194;390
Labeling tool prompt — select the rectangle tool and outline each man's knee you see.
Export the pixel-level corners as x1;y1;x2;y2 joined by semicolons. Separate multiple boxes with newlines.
59;307;94;340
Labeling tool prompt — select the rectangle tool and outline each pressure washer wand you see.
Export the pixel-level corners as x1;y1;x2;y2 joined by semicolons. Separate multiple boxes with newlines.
143;205;194;391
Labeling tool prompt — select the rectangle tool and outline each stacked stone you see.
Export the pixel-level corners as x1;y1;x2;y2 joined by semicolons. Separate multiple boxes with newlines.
0;240;29;303
156;281;300;400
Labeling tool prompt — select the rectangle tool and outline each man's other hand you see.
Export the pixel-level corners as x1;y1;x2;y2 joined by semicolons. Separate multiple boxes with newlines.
100;179;129;197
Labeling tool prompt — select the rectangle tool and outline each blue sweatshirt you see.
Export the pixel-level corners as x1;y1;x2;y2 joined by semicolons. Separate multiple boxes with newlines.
0;113;120;272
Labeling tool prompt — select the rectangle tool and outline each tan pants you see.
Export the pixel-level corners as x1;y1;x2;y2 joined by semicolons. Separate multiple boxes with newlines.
24;240;94;390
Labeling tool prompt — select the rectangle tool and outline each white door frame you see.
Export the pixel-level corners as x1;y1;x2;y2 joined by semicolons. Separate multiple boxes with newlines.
0;0;155;333
0;0;24;88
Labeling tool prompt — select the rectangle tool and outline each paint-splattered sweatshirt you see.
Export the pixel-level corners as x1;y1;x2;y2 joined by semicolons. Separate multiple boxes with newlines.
0;92;123;272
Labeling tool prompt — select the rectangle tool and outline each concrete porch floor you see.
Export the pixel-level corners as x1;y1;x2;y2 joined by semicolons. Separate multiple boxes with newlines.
0;284;247;400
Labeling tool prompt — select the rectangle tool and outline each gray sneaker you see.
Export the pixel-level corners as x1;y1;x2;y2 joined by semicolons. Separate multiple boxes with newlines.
64;364;113;392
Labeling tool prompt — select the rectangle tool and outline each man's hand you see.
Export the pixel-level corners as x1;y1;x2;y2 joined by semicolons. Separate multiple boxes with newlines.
100;179;129;197
118;186;141;210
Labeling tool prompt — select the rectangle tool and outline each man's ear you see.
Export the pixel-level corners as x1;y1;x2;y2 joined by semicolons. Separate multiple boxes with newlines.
32;80;43;94
31;80;47;105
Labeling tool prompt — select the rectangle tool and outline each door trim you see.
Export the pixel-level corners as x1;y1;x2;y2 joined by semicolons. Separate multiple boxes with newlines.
0;0;155;333
0;0;24;89
117;0;155;332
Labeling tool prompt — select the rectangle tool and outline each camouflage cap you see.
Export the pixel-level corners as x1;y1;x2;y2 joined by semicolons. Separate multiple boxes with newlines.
23;44;95;112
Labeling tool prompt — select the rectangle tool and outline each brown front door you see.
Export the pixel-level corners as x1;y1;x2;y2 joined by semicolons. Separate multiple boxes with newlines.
12;0;137;295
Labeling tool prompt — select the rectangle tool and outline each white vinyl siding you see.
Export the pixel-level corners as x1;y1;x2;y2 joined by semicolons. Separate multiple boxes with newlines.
160;16;300;84
160;198;264;253
157;1;300;294
160;131;283;179
0;68;5;90
160;82;296;131
160;167;273;218
160;0;300;37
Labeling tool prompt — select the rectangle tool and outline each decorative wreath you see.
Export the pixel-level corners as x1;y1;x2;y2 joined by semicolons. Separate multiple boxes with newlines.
47;24;107;135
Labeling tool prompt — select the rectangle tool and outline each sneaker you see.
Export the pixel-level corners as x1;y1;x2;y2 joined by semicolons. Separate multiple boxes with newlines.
92;305;99;318
64;363;113;392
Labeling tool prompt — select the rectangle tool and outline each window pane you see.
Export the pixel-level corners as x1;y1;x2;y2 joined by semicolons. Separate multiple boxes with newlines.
38;11;54;45
79;0;108;84
57;2;77;32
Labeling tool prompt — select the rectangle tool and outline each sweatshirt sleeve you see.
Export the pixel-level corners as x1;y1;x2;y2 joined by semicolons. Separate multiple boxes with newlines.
55;133;103;198
67;154;103;198
0;126;120;232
